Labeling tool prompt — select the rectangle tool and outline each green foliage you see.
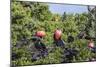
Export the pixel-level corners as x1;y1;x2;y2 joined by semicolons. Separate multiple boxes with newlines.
62;12;67;22
85;6;96;37
11;1;96;66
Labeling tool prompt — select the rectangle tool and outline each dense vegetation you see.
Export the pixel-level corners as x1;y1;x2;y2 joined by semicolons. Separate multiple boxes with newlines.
11;1;96;66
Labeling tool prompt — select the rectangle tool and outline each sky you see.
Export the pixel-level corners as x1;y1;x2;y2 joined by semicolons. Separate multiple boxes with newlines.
48;3;89;15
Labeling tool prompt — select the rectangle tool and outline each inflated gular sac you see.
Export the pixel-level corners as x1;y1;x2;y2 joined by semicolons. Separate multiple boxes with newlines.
88;41;96;53
54;29;62;40
35;31;46;38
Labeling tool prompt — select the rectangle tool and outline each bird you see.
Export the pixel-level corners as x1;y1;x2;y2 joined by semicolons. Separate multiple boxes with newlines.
67;35;74;43
53;29;65;48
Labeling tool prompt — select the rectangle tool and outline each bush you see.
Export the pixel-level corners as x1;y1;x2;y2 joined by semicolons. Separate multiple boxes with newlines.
11;1;96;66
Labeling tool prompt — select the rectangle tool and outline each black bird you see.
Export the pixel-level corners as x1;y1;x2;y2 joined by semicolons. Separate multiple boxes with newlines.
53;29;65;48
31;49;48;62
12;52;21;60
31;36;48;62
67;36;74;43
91;47;96;53
62;48;79;63
77;31;86;39
54;39;65;48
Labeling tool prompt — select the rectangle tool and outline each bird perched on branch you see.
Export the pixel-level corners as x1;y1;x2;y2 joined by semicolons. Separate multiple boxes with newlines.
30;31;48;61
77;31;86;39
62;47;79;63
88;39;96;53
77;31;95;41
67;33;74;43
53;29;65;48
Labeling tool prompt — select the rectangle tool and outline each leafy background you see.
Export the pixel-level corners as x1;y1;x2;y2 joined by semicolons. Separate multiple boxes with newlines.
11;1;96;66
